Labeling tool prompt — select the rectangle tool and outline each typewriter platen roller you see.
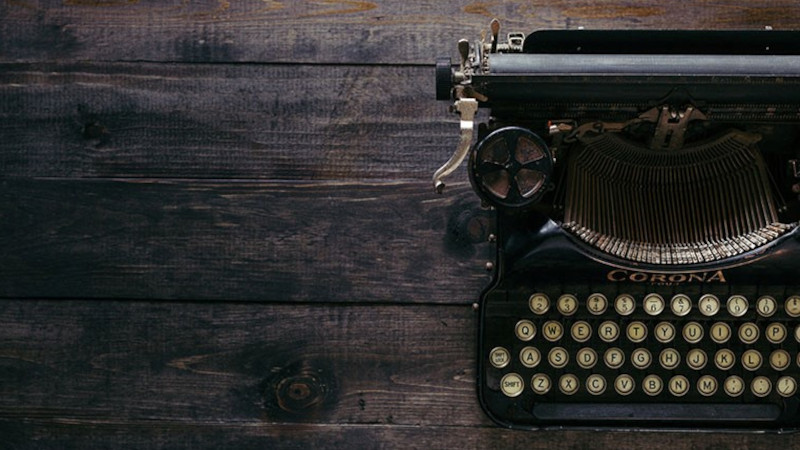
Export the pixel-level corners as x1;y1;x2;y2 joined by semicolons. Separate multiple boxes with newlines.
435;20;800;431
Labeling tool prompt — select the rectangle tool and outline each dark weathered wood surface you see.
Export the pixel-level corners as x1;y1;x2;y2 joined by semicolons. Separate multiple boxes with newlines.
4;0;800;448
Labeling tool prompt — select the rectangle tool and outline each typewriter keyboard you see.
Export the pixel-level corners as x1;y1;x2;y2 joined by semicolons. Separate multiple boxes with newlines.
483;291;800;423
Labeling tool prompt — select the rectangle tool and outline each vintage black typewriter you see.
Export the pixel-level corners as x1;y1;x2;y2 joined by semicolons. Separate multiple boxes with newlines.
433;20;800;431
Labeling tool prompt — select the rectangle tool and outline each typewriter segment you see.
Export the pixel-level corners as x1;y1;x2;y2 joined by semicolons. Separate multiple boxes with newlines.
434;21;800;430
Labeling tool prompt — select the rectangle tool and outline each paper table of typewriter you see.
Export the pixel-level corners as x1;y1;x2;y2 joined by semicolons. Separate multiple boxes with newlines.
433;21;800;430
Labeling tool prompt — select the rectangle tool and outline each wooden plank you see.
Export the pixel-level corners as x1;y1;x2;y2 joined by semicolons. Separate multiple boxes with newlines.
0;178;494;303
0;63;457;181
0;300;795;449
3;1;800;64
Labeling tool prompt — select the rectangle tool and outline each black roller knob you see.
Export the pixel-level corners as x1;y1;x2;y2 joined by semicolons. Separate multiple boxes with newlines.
435;57;453;100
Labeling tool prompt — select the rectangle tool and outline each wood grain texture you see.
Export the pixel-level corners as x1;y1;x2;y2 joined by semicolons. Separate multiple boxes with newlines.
3;1;800;64
0;63;456;181
1;300;796;449
0;178;494;303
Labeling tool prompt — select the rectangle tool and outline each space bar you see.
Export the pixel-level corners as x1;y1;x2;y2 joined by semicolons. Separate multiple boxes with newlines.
533;403;781;422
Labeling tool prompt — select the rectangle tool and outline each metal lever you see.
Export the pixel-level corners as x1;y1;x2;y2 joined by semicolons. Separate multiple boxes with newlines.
433;98;479;193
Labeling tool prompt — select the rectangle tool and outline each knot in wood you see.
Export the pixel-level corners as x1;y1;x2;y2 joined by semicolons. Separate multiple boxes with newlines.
272;368;329;415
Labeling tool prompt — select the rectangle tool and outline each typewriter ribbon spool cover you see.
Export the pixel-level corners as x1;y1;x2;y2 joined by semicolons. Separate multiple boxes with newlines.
434;22;800;431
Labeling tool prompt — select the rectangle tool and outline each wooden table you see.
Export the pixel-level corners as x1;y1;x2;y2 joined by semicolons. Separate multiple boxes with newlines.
1;1;799;447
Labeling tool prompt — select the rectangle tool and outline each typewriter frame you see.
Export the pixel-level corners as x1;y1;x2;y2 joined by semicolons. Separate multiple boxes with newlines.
435;24;800;432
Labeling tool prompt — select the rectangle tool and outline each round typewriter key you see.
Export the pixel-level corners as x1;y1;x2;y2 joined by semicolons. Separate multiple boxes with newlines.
531;373;551;394
770;349;791;371
766;322;787;344
614;294;635;316
542;320;563;342
489;347;511;369
604;347;625;369
686;348;707;370
698;294;720;317
614;374;635;396
751;376;772;397
714;349;736;371
742;349;763;371
515;319;536;341
710;322;731;344
626;321;647;343
519;346;541;368
548;346;569;369
587;293;608;315
631;348;652;370
777;376;798;397
726;295;748;317
500;373;524;397
795;324;800;343
642;374;663;396
670;294;692;316
576;347;598;369
737;322;759;344
598;320;620;343
697;375;718;397
724;375;745;397
668;375;690;397
682;321;704;344
756;295;777;317
586;374;606;395
559;373;580;395
529;293;550;315
556;294;578;316
643;293;665;316
659;348;680;370
786;295;800;317
654;321;675;343
570;320;592;343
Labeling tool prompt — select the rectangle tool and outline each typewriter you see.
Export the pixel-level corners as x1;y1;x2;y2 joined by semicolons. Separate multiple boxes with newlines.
433;20;800;430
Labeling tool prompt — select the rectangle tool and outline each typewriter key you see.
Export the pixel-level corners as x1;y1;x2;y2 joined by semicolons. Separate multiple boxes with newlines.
548;347;569;369
515;319;536;341
738;322;759;344
777;376;798;397
576;347;598;369
570;321;592;343
766;322;787;344
654;322;675;343
757;295;777;317
614;374;635;396
751;376;772;397
586;374;607;395
626;321;647;343
520;346;541;368
642;374;663;396
542;320;563;341
556;294;578;316
714;349;736;371
682;321;703;344
786;296;800;317
598;321;620;342
698;294;720;316
500;373;525;397
697;375;718;397
686;349;707;370
659;348;680;370
710;322;731;344
795;324;800;343
724;376;745;397
643;293;665;316
668;375;690;397
587;293;608;315
604;347;625;369
531;373;551;395
770;349;791;371
670;294;692;316
529;293;550;315
559;374;580;395
726;295;749;317
490;347;511;369
742;349;763;371
614;294;635;316
631;348;652;369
